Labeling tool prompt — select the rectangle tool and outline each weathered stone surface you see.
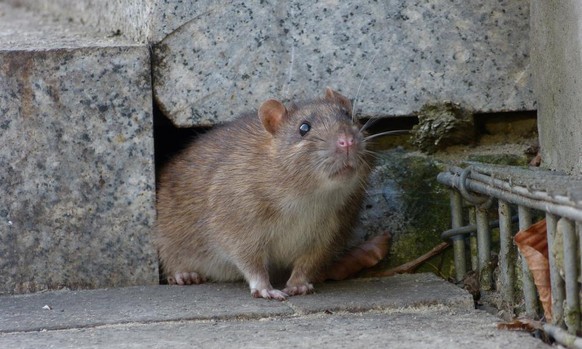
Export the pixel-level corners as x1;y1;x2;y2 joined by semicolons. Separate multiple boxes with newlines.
356;149;452;274
0;2;139;49
153;0;534;127
0;274;549;349
3;0;153;44
531;0;582;174
0;3;158;294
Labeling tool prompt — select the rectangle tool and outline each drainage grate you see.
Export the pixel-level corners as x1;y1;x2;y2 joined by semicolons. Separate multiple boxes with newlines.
437;163;582;344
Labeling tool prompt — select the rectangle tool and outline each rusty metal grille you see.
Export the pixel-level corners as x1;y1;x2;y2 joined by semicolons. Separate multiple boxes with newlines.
438;163;582;346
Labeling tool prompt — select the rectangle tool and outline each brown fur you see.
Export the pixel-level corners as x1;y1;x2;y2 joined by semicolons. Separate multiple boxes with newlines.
155;89;373;300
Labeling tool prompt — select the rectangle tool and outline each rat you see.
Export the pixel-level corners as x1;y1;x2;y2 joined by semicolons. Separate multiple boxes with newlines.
154;88;373;300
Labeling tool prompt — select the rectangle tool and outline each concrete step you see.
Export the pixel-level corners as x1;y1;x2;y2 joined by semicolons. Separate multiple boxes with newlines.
0;274;549;348
0;2;158;294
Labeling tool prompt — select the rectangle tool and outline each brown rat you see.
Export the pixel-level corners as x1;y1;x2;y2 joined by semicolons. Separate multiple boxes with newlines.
154;88;373;300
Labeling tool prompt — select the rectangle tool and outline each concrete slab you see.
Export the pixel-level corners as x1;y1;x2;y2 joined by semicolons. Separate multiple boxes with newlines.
0;308;549;349
0;283;292;333
0;274;550;348
0;274;471;332
288;273;474;314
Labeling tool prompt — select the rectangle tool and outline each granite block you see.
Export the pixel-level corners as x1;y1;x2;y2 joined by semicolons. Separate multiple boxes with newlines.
0;3;158;293
153;0;534;127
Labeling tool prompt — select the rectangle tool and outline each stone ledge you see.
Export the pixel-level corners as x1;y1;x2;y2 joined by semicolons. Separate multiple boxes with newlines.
0;273;472;333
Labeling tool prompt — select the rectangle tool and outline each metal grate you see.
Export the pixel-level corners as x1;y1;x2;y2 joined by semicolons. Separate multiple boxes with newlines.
437;163;582;345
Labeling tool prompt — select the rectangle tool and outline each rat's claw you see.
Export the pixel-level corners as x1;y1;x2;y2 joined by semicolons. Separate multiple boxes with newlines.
283;283;314;296
251;288;288;301
171;272;206;285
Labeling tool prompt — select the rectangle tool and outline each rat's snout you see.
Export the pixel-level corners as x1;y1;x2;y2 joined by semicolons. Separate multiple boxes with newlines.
337;133;354;149
336;126;360;152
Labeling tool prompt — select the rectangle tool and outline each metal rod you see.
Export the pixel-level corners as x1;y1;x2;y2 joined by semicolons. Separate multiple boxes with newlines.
498;200;515;306
543;324;582;349
440;215;519;240
469;208;478;271
517;205;539;318
547;213;565;326
476;207;492;291
468;169;576;208
437;172;582;222
560;217;579;334
579;222;582;326
450;190;466;282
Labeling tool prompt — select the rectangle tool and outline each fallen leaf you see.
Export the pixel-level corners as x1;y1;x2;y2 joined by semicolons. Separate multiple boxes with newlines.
325;233;391;281
514;219;551;322
497;318;543;332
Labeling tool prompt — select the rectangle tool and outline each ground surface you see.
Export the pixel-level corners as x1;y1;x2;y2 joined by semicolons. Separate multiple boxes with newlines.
0;273;548;349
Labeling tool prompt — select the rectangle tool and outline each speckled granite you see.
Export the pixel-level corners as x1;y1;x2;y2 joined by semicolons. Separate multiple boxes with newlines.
153;0;534;127
0;3;158;294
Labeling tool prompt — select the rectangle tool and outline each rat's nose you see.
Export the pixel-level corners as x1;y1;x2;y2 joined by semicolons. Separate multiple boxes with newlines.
337;133;355;149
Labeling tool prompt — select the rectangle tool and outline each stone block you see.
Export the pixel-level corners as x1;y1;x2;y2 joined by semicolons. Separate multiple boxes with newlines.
531;0;582;174
153;0;534;127
0;3;158;294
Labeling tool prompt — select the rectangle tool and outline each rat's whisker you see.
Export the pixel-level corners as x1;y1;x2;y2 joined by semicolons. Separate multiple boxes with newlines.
352;51;380;121
364;129;411;142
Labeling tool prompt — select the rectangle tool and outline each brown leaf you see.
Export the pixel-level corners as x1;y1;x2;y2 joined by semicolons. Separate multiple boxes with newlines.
514;219;551;322
325;233;391;281
497;319;543;332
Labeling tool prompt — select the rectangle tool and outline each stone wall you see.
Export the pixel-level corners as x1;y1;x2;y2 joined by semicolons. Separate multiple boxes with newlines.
7;0;535;127
153;0;534;127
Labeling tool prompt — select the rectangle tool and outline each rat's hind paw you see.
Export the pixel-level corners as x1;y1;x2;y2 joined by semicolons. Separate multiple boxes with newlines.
168;272;206;285
283;283;314;296
251;288;288;301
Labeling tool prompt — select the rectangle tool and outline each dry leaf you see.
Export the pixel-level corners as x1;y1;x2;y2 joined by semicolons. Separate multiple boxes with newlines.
325;233;391;281
497;318;543;332
514;219;551;322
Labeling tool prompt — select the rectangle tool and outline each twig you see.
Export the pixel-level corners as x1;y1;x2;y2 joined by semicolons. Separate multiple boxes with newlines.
368;242;451;277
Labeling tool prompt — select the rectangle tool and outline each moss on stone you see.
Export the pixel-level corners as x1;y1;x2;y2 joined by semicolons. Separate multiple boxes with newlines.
360;149;455;278
467;153;529;166
411;102;476;154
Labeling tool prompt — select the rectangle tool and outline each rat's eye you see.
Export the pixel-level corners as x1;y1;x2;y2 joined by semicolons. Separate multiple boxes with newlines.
299;122;311;136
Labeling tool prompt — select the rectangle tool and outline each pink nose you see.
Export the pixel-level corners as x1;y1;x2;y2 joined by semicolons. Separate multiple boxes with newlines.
337;134;354;149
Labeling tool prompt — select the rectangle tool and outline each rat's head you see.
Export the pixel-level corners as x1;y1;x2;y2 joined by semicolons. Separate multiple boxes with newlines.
258;88;372;189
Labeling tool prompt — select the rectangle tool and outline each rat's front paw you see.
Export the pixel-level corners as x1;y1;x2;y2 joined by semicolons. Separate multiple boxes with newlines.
283;283;314;296
251;288;289;301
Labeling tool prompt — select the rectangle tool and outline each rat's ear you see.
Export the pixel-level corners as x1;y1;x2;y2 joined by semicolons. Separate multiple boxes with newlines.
259;99;287;135
324;87;352;116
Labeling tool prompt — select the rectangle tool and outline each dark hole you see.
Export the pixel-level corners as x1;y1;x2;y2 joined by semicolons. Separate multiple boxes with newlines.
153;102;209;184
